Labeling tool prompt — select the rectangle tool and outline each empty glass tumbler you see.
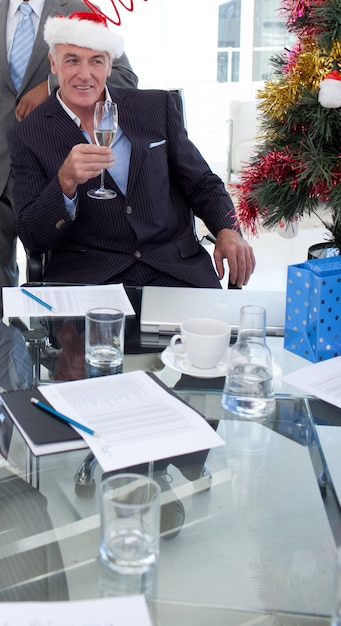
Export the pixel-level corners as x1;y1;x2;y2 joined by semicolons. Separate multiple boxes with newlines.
221;305;275;420
85;308;125;377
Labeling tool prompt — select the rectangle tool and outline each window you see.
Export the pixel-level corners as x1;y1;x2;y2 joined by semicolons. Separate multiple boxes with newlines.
101;0;295;179
217;0;295;83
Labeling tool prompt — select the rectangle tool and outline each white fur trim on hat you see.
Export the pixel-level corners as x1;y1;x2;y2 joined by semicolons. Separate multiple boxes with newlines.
318;77;341;109
44;15;124;59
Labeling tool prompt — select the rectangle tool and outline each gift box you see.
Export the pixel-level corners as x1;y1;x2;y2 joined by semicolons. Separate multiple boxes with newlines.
284;256;341;362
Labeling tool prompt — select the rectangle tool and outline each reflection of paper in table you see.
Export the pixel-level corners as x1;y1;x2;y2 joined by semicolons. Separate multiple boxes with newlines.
0;595;152;626
283;356;341;409
2;284;135;317
40;370;224;472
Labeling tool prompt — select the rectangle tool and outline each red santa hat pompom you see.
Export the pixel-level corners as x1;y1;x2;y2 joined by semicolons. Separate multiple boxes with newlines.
44;11;124;60
318;66;341;109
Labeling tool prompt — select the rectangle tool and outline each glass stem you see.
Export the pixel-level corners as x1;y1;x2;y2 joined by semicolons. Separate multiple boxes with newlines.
99;169;105;192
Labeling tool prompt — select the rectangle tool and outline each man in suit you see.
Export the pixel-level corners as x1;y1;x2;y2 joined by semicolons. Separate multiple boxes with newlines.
0;0;137;307
7;11;255;290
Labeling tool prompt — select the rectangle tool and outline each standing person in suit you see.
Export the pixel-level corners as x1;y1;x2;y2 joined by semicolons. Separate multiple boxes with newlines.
0;0;137;308
7;11;255;289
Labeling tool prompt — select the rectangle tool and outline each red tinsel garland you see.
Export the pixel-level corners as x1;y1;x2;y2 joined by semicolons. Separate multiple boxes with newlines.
239;149;296;188
280;0;326;37
234;147;341;231
283;42;302;74
233;149;298;232
280;0;311;22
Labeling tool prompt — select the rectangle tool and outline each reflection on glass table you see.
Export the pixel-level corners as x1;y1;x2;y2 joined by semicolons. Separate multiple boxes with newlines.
0;286;340;624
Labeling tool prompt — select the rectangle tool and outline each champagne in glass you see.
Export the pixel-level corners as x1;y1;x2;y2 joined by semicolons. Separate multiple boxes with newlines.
94;128;116;148
87;101;118;200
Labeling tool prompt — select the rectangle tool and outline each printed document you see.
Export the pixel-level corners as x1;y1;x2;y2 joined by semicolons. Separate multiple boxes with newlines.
2;284;135;317
283;355;341;408
40;370;224;472
0;595;152;626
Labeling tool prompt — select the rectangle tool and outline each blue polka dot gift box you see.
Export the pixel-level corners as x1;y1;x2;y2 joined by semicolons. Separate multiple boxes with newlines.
284;257;341;363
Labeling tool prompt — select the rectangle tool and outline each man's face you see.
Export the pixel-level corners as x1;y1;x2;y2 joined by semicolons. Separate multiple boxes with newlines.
49;44;112;113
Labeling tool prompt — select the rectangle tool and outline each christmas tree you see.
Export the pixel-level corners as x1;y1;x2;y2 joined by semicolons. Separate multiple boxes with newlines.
234;0;341;252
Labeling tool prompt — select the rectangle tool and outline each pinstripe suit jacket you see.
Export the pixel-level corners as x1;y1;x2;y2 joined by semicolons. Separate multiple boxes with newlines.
0;0;137;198
7;86;238;287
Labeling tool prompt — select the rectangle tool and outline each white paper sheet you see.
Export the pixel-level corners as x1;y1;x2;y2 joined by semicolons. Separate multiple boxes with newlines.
283;355;341;408
2;284;135;317
39;370;224;472
0;595;152;626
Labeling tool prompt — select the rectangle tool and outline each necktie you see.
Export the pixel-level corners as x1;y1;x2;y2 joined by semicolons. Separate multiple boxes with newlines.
10;2;34;92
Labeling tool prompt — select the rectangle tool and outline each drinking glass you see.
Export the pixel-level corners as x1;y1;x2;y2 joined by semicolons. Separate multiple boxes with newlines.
85;308;125;377
87;101;118;200
99;473;161;596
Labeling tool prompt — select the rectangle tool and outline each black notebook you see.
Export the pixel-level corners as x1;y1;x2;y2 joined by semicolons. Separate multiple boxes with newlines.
0;388;87;456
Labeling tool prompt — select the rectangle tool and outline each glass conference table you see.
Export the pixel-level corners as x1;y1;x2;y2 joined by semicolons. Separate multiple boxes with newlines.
0;286;340;625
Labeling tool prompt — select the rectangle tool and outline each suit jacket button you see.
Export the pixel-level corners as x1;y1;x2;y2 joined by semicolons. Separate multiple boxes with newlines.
55;218;66;229
134;251;141;259
126;205;133;214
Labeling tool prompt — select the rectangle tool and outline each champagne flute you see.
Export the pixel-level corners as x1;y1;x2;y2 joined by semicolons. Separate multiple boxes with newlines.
87;101;118;200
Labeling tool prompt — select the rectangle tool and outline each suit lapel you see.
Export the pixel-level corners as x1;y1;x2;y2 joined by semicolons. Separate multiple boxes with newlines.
0;0;15;93
109;88;143;194
45;94;89;148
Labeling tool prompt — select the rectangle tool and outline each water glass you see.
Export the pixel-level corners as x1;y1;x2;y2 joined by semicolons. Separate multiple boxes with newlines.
85;308;125;377
221;305;275;421
100;473;161;593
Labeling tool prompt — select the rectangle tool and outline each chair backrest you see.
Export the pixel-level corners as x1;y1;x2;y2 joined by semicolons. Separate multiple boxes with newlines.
227;99;259;182
168;88;187;129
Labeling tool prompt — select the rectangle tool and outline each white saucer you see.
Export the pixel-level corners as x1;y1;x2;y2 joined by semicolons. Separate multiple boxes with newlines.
161;346;229;378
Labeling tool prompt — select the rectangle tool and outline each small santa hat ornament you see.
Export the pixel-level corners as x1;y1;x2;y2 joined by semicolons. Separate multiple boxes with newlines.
44;11;124;59
318;62;341;109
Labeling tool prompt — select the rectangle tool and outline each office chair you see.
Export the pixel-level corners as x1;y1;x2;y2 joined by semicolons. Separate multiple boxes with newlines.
226;98;259;183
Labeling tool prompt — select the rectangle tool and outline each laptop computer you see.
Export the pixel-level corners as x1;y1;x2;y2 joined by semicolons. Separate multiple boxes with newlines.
140;287;286;343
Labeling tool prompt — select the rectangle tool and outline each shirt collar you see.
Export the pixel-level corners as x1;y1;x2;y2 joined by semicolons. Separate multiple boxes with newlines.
56;86;112;127
9;0;44;19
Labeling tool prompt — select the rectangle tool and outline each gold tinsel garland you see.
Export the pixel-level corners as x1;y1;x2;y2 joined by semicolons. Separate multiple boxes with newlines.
257;39;341;122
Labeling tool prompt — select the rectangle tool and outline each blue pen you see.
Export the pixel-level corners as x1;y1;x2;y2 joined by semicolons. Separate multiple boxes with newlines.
21;287;55;312
31;398;99;437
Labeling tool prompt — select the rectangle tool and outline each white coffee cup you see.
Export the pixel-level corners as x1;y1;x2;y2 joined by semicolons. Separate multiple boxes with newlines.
170;317;231;369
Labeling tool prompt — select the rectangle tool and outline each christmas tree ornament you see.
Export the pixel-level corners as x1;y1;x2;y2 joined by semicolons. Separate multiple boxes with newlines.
277;215;299;238
318;66;341;109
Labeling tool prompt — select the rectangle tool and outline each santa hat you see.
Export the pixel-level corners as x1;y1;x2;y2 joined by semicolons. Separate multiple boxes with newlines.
44;12;124;59
318;66;341;109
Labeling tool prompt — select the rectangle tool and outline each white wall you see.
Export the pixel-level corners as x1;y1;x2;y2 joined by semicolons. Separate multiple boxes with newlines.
98;0;255;178
102;0;221;86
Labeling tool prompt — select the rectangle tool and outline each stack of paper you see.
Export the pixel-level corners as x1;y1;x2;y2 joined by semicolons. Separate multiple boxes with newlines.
2;284;135;317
